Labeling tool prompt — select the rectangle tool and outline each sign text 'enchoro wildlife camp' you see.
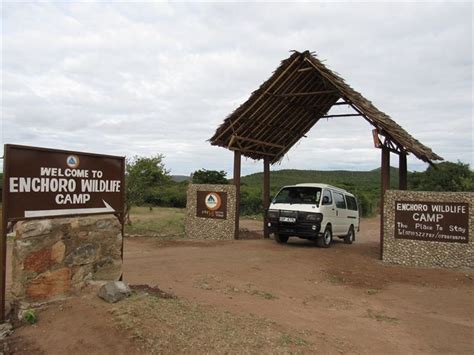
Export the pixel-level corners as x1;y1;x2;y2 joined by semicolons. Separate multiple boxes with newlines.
196;191;227;219
3;144;125;220
395;201;469;243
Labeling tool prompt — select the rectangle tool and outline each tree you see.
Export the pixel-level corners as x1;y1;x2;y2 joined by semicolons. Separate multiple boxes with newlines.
191;169;228;184
125;154;170;223
409;161;474;192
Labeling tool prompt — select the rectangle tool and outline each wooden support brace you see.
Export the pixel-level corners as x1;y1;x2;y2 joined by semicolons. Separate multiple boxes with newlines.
233;151;241;239
321;113;362;118
233;135;285;149
274;90;338;97
263;157;270;239
380;147;390;260
399;152;408;190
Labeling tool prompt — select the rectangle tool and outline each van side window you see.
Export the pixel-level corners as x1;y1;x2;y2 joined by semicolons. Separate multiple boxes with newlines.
345;195;358;211
322;189;332;205
334;192;346;209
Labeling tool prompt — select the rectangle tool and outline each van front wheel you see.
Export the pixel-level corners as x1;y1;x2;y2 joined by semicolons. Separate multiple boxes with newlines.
275;234;289;244
344;226;355;244
317;227;332;248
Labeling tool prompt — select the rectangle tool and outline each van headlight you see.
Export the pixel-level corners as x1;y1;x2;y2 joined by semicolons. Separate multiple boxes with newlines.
304;213;322;222
267;210;279;219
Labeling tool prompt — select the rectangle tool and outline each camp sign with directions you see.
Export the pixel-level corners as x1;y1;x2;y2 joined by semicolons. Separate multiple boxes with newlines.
196;191;227;219
394;201;469;243
3;144;125;221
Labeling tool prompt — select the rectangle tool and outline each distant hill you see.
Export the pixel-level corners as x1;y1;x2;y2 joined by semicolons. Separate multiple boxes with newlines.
237;167;401;217
240;167;400;193
171;175;191;183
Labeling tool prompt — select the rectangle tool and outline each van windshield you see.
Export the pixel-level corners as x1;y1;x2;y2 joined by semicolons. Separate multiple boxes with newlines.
273;187;322;205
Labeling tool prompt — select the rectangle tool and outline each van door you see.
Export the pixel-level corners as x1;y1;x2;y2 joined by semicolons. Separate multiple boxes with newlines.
332;191;348;236
319;189;336;232
345;195;359;231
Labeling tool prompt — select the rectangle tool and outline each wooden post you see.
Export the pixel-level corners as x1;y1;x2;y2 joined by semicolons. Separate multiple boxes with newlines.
263;157;270;238
380;146;390;260
233;151;241;239
399;152;407;190
1;145;9;321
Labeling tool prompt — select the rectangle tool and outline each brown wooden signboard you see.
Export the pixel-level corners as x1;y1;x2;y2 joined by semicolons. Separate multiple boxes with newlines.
1;144;125;321
196;191;227;219
395;201;469;243
3;144;125;221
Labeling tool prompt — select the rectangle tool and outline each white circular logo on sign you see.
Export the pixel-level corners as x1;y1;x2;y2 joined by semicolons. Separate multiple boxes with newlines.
205;192;222;211
66;155;80;168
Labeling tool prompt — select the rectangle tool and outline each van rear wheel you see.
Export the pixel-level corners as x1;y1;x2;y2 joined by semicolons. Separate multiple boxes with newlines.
275;234;289;244
344;226;355;244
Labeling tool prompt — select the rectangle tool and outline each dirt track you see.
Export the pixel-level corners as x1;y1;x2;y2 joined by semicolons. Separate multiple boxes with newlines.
5;217;474;354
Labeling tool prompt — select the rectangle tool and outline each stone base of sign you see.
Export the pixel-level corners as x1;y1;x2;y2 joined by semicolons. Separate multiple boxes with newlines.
185;184;236;240
12;215;122;303
383;190;473;269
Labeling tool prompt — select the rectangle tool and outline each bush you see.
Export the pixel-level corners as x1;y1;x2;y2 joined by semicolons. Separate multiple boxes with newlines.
192;169;228;184
240;188;263;215
147;182;188;208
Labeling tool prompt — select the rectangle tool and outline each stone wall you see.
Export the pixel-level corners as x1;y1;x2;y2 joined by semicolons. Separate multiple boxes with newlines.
383;190;473;268
12;215;122;303
185;184;236;240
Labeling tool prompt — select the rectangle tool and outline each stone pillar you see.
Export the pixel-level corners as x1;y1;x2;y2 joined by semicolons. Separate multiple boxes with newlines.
12;215;122;303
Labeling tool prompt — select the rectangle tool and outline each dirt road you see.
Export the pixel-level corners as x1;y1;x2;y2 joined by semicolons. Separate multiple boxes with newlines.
5;217;474;354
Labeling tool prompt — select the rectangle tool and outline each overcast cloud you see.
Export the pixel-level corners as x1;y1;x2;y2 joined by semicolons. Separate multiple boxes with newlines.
1;1;472;176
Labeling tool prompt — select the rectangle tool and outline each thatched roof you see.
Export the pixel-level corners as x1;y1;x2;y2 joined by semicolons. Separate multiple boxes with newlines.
210;51;442;164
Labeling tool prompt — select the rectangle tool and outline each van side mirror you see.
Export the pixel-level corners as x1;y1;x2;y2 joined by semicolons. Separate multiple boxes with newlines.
322;196;330;205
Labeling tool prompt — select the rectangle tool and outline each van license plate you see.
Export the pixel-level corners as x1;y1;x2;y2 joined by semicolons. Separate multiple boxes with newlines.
279;217;296;223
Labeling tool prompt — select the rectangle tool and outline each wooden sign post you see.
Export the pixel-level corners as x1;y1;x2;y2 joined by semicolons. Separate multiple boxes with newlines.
1;144;125;321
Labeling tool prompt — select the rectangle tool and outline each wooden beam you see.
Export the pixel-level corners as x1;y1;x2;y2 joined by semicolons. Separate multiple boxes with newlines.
233;151;241;240
332;101;350;106
233;135;284;149
399;152;408;190
263;157;270;239
228;135;236;149
321;113;362;118
274;90;338;97
380;146;390;260
297;67;313;72
229;147;276;157
0;145;9;321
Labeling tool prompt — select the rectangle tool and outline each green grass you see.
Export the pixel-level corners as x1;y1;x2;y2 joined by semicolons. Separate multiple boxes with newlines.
125;206;185;237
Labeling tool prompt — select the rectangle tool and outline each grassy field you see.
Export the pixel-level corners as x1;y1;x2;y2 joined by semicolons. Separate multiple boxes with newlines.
125;206;185;237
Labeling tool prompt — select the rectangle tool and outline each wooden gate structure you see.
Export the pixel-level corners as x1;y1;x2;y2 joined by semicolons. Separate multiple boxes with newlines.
210;51;442;258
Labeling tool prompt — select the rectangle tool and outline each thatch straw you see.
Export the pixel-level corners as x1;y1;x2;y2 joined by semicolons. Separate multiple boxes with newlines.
209;51;442;164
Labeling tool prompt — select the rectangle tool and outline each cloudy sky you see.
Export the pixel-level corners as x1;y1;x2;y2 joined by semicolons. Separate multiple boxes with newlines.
1;1;472;176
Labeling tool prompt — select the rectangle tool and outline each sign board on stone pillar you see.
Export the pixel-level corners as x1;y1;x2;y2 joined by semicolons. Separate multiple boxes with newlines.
1;144;125;320
383;190;473;268
185;184;236;240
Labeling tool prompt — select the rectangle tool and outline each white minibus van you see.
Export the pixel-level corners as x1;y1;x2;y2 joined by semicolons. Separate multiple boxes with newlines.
267;183;360;247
